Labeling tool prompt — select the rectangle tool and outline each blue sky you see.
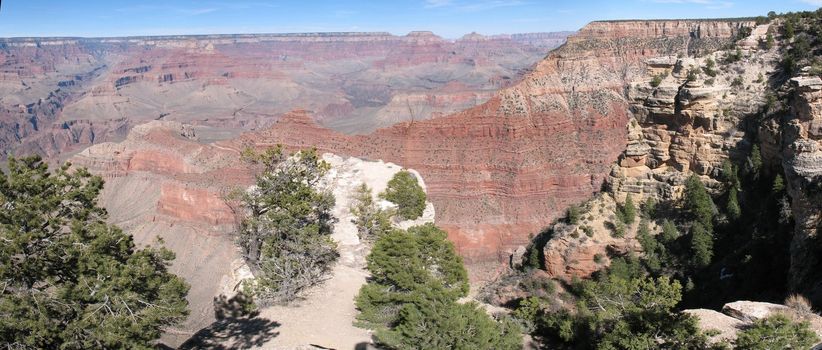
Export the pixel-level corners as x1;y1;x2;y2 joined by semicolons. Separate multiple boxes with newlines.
0;0;820;38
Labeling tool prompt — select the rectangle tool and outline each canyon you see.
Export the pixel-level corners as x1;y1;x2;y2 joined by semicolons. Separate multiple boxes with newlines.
9;15;822;347
64;19;762;345
0;31;568;159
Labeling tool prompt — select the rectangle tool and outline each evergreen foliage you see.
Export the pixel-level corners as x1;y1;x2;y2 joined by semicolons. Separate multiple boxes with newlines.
773;175;785;194
618;195;637;224
734;314;819;349
748;145;763;178
684;175;715;230
238;147;338;304
0;156;189;349
690;222;714;269
382;171;427;220
351;183;395;241
660;220;680;243
356;223;519;349
377;298;522;350
650;73;665;87
641;197;657;219
567;205;581;224
702;57;718;77
534;269;716;349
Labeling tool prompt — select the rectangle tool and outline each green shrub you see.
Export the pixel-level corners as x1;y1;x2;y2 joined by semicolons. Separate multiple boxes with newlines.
383;170;427;220
610;221;626;238
724;48;743;63
535;275;715;349
567;204;581;224
731;76;744;87
702;58;718;77
351;183;395;240
686;68;699;82
650;73;664;87
378;299;522;350
735;314;819;350
356;223;468;328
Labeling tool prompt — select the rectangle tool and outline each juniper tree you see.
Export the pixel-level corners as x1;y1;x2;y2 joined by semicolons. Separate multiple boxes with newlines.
537;274;715;349
238;147;338;304
355;223;520;349
382;170;426;220
0;156;189;349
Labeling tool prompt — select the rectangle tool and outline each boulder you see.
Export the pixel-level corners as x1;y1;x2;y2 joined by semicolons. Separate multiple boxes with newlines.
722;301;790;323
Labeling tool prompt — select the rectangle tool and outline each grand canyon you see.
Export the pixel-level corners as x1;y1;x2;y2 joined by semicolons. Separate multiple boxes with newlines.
3;2;822;349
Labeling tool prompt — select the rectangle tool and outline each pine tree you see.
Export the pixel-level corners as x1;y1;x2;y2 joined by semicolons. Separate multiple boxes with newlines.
0;156;189;349
660;220;680;243
690;222;714;269
773;174;785;194
356;224;520;348
684;175;715;229
622;194;637;224
748;144;763;178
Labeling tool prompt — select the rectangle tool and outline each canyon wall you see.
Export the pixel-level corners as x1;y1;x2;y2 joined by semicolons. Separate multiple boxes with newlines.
767;76;822;301
234;20;753;272
0;31;568;159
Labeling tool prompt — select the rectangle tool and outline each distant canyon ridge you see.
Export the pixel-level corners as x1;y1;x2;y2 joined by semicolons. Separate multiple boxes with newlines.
0;31;569;158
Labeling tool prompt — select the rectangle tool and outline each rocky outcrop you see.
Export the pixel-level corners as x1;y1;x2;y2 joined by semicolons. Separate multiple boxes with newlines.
610;23;775;201
541;194;643;281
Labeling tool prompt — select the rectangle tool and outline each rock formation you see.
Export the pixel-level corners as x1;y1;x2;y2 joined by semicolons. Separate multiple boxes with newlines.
764;76;822;302
610;23;775;201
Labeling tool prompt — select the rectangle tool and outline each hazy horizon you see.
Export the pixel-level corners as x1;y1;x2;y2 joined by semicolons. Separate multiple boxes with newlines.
1;0;820;39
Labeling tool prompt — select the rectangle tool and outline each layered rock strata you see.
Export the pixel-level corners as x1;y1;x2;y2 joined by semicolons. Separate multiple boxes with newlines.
766;76;822;300
610;23;776;201
0;31;569;158
235;20;752;273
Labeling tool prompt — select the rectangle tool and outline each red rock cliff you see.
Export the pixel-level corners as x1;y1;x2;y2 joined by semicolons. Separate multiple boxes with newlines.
231;20;750;270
